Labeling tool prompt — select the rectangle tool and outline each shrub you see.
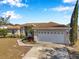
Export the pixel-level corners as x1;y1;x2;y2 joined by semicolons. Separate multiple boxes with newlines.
0;29;8;37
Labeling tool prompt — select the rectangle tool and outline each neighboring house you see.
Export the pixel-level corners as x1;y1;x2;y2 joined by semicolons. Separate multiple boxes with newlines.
0;25;7;29
23;22;70;44
7;25;21;37
0;25;22;37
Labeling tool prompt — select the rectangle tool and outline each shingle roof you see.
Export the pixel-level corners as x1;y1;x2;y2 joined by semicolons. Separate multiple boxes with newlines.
23;22;68;29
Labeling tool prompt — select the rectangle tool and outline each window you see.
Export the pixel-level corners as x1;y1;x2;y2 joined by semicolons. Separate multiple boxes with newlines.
58;32;60;34
39;32;40;34
47;32;49;34
60;32;63;34
44;32;46;34
66;32;68;34
51;32;53;34
41;32;43;34
54;32;56;34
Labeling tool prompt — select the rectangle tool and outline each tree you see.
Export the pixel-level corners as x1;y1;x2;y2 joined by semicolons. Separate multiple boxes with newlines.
22;25;34;42
70;0;78;45
0;15;11;25
0;15;11;37
24;26;34;41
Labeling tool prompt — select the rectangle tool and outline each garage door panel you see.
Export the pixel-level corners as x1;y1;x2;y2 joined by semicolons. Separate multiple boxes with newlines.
37;31;65;44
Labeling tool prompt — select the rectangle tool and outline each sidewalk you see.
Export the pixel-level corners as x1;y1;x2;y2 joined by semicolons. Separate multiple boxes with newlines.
22;46;43;59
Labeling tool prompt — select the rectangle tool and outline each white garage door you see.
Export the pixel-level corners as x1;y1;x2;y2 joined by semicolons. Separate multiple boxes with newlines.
37;31;65;44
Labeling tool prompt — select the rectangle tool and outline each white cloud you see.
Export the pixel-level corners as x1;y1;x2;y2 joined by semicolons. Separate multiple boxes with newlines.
0;0;28;7
2;11;22;19
49;6;74;12
63;0;76;3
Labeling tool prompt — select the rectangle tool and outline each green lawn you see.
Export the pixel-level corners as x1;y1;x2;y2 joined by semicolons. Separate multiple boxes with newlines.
0;38;31;59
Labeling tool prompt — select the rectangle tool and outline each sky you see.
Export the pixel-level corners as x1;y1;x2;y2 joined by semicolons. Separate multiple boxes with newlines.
0;0;79;25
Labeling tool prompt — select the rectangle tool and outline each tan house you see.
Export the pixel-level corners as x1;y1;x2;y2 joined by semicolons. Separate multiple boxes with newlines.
0;22;78;44
23;22;70;44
